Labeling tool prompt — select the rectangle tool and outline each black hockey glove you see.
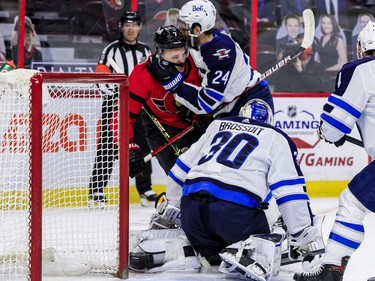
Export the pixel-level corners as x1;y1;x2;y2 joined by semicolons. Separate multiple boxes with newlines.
147;54;184;92
129;143;145;178
333;135;346;147
193;114;214;134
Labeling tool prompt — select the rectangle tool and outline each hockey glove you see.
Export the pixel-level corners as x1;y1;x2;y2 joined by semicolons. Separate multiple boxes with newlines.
149;193;181;229
147;54;184;92
288;215;325;261
334;135;346;147
193;114;214;134
129;143;145;178
318;122;346;147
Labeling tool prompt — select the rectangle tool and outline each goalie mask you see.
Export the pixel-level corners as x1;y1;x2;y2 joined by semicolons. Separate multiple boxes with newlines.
357;21;375;59
239;99;274;125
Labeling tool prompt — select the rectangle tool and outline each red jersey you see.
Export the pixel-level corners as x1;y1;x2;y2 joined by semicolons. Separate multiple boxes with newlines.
128;55;201;141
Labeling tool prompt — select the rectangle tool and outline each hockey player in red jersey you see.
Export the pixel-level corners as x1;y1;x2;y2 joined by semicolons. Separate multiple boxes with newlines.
111;25;202;177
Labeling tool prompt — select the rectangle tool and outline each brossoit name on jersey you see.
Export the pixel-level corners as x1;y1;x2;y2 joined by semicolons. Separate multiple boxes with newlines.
219;121;265;135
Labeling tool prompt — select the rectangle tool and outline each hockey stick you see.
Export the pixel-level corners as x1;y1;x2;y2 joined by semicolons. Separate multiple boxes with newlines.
141;106;182;156
142;9;316;161
108;58;185;161
345;135;364;147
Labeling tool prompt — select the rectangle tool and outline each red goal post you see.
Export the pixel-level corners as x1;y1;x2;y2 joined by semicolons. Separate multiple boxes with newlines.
0;69;129;280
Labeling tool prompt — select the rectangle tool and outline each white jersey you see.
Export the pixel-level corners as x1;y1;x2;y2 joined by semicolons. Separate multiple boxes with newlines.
173;29;262;115
167;117;313;235
320;57;375;158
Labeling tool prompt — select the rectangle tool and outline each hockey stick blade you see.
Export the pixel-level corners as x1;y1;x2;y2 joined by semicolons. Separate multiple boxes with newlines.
109;57;123;74
300;9;315;49
259;9;315;81
345;135;364;147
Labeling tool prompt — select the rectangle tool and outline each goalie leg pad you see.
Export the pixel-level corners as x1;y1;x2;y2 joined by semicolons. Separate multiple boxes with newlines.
130;228;185;251
219;251;267;281
129;232;200;273
219;235;280;281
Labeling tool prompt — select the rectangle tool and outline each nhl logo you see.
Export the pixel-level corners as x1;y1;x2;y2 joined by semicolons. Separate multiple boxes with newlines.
288;105;297;118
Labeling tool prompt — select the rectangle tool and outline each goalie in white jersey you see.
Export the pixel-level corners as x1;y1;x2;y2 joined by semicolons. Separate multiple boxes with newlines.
295;21;375;281
165;99;324;280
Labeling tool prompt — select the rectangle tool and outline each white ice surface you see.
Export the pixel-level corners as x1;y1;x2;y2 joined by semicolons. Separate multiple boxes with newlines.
37;198;375;281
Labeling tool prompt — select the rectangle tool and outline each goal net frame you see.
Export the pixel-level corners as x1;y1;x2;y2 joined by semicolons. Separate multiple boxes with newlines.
0;70;129;280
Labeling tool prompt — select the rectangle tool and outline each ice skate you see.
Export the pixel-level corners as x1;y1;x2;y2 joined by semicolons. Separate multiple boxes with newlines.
88;192;106;209
140;190;158;207
293;256;350;281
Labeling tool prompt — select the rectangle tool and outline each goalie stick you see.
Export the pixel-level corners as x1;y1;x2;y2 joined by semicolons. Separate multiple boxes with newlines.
143;9;316;161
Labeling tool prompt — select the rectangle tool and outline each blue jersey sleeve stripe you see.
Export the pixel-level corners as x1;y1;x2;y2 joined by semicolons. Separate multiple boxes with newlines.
175;158;190;173
198;98;214;113
337;220;365;232
321;113;351;134
328;95;361;119
276;193;309;205
168;170;184;187
263;191;272;203
199;91;217;107
269;178;306;191
205;88;224;102
329;232;361;250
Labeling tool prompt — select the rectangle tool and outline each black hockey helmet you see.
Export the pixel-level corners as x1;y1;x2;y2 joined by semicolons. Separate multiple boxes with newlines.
120;11;141;26
154;25;187;54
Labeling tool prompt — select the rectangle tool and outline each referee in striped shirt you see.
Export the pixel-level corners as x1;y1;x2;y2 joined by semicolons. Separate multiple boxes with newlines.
89;11;157;208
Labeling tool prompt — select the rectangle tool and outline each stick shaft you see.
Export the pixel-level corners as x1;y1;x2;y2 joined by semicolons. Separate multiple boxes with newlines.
142;107;182;156
345;135;364;147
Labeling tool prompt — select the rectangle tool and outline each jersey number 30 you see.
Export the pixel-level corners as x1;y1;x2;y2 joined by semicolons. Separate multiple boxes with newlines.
198;132;259;169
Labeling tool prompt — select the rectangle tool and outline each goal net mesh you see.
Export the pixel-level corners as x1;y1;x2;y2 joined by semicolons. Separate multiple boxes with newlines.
0;69;128;279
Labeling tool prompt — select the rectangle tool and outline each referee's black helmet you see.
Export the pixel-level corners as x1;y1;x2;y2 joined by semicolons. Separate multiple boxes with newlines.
120;11;141;26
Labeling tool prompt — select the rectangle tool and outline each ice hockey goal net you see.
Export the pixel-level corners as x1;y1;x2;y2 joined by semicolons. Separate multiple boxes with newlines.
0;69;129;280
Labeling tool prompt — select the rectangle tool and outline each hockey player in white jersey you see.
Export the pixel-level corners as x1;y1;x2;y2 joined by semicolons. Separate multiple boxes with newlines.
294;21;375;281
163;99;324;280
147;0;273;119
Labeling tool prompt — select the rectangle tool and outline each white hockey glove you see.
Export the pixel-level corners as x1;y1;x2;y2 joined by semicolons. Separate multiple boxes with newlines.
288;215;325;270
149;193;181;229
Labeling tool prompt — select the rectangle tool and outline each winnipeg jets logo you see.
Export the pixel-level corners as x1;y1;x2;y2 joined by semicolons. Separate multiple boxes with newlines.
213;49;230;59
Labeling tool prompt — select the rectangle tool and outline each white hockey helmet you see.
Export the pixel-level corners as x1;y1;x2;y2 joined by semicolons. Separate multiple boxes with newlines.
239;99;274;125
357;21;375;59
178;0;216;36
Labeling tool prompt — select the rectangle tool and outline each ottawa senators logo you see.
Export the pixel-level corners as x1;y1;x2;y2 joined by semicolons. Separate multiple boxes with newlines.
151;92;187;115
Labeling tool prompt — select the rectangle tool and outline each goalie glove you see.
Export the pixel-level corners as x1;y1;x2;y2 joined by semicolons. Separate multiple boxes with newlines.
147;54;184;92
129;143;145;178
149;193;181;229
